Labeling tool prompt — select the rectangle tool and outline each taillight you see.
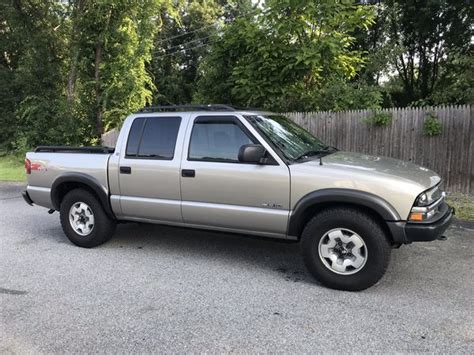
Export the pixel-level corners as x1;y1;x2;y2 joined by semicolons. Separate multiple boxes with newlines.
25;158;31;174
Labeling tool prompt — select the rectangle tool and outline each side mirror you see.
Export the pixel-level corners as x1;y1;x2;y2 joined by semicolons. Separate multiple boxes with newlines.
238;144;266;164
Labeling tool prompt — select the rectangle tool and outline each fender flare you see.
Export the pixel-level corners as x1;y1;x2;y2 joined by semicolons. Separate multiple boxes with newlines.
288;188;401;237
51;173;115;219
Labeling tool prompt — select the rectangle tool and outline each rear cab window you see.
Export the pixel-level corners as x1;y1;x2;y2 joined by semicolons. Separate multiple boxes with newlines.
126;116;181;159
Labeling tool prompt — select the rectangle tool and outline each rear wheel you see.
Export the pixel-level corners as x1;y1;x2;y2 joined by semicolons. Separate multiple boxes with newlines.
301;207;391;291
60;189;116;248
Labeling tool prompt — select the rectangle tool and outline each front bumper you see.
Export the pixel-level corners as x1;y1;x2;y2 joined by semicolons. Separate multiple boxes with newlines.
387;203;454;244
405;204;454;242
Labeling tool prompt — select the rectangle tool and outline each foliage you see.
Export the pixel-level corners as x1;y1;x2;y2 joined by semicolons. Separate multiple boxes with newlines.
362;111;392;127
382;0;473;106
350;2;396;88
311;78;385;111
429;51;474;105
0;0;472;152
423;113;443;136
0;0;72;150
195;1;377;111
0;0;173;152
68;0;170;136
14;97;82;151
150;0;227;105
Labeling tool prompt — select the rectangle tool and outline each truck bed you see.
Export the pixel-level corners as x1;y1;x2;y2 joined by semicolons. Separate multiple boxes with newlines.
25;146;113;209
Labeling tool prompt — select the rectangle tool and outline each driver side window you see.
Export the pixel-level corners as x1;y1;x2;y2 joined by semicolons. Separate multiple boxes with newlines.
188;118;255;163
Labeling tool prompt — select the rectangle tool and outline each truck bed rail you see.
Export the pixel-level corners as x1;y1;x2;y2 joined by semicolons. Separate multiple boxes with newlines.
35;146;114;154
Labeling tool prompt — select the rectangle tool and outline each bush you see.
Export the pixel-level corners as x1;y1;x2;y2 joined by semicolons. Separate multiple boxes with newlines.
363;111;392;127
423;113;443;136
14;96;85;152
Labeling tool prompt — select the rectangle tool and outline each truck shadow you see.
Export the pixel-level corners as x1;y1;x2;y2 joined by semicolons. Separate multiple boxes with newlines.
106;223;466;291
109;222;316;285
46;220;464;290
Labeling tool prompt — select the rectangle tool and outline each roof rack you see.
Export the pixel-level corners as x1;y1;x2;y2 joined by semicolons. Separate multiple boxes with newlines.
136;104;236;113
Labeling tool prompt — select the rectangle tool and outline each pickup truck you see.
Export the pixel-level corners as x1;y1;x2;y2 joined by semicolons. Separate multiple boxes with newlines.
23;104;453;291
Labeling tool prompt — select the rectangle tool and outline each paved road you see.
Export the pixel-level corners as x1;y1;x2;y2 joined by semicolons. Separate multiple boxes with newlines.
1;182;473;353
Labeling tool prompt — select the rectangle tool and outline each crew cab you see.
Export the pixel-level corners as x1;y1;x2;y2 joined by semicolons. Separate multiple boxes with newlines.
23;104;453;291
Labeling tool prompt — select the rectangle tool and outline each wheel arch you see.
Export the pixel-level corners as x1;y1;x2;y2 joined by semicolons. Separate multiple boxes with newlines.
51;173;116;219
288;189;402;243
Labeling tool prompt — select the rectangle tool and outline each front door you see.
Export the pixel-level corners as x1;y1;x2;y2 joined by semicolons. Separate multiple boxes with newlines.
180;115;290;237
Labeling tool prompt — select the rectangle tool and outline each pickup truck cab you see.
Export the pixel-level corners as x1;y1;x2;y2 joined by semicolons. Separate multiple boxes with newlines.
23;104;453;291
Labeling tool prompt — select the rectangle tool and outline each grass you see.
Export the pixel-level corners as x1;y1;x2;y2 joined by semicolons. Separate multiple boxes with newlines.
0;154;26;182
447;193;474;221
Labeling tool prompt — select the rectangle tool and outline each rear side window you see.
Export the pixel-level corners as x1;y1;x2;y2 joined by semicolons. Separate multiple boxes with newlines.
126;117;181;159
126;118;145;156
188;117;255;162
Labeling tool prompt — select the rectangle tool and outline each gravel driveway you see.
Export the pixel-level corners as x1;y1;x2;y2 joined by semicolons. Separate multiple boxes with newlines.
1;182;473;353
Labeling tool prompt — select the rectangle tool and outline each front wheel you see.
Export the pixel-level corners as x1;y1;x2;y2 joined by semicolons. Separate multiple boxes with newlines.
60;188;116;248
301;208;391;291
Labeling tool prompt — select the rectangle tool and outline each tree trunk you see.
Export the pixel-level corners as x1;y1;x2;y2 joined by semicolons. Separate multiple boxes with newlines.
66;0;86;105
94;40;103;136
67;55;79;104
94;8;112;138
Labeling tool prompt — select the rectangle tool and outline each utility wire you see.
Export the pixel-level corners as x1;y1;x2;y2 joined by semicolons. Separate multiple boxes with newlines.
155;23;218;44
154;33;214;54
153;8;260;53
153;42;212;60
155;6;261;45
152;7;263;59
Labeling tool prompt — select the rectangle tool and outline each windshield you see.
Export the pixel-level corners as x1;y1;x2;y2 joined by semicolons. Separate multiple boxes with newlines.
245;114;332;161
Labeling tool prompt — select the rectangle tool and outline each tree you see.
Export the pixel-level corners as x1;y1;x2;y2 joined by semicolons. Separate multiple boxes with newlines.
385;0;473;106
0;0;78;151
194;0;377;111
69;0;169;137
150;0;225;105
1;0;173;149
1;0;472;152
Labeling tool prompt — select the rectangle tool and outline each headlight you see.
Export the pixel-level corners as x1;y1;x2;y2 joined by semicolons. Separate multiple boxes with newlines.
409;185;445;221
414;185;442;207
416;192;429;206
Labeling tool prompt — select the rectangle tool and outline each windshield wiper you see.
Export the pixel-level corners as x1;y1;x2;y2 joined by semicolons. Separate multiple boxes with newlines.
294;150;324;161
323;145;338;152
294;146;337;161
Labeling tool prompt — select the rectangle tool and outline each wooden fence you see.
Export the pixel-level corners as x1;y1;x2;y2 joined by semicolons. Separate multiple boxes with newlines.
286;105;473;194
101;129;120;148
101;105;473;194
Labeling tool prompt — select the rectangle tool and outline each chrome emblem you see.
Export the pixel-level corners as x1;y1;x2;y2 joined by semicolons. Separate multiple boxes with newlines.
262;203;283;209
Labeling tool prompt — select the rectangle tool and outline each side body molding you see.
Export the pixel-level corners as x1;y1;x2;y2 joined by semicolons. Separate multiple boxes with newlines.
51;173;116;219
288;188;401;238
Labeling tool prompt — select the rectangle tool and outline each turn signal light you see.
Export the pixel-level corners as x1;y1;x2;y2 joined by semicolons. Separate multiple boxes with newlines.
409;212;424;221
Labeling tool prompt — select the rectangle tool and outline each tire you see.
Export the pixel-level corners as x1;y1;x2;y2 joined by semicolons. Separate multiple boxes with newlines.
59;188;116;248
301;207;391;291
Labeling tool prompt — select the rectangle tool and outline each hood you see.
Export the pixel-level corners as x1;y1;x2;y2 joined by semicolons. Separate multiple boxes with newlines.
320;151;441;189
289;151;442;220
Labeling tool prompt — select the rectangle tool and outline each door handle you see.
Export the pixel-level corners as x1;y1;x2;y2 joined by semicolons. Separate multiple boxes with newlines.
120;166;131;174
181;169;195;178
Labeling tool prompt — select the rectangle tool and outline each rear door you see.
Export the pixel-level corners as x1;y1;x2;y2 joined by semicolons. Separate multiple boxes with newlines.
180;114;290;237
117;115;186;223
